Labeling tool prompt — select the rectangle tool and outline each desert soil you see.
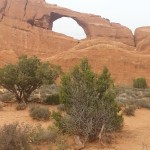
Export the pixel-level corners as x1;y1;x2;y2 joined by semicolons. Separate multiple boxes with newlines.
0;104;150;150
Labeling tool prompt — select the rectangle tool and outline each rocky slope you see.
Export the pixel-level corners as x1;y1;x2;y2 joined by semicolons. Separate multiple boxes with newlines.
0;0;150;85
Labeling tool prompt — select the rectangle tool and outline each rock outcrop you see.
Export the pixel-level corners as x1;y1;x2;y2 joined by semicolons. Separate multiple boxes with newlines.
46;38;150;85
0;0;150;85
134;27;150;53
0;0;134;46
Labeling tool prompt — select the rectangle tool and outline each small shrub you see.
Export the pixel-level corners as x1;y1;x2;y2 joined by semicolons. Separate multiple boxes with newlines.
52;111;75;134
0;92;14;102
123;105;136;116
29;105;50;121
133;77;147;89
31;125;58;145
16;103;27;111
137;100;150;109
0;123;31;150
143;103;150;109
44;94;60;105
57;104;65;111
56;136;69;150
52;111;63;129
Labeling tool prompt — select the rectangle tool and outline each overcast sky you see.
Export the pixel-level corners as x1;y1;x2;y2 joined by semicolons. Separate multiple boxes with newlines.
46;0;150;39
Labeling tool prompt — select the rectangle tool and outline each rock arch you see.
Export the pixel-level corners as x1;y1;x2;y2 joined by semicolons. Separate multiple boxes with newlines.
49;12;89;39
0;0;135;46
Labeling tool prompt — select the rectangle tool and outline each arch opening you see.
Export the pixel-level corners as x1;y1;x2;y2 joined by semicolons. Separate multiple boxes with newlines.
52;17;87;40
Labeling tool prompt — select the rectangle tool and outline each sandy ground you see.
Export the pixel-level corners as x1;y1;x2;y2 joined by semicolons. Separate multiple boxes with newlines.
0;103;57;128
112;108;150;150
0;104;150;150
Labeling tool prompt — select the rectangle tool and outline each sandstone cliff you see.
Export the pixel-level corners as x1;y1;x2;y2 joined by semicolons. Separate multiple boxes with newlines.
0;0;150;86
135;27;150;53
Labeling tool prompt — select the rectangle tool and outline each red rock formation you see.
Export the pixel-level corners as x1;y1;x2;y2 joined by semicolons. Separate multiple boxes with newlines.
0;0;150;85
0;0;134;46
46;38;150;86
134;27;150;53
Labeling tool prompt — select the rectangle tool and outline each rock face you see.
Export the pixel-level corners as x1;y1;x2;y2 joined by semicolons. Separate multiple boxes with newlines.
46;38;150;85
0;0;78;61
0;0;150;85
0;0;134;46
134;27;150;53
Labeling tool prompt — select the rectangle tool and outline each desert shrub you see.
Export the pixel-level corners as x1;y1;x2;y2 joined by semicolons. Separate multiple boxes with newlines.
31;125;58;145
52;112;71;133
56;136;69;150
133;77;147;89
0;92;14;102
0;55;61;103
123;105;136;116
29;105;50;121
57;104;65;111
52;111;64;130
16;103;27;111
44;94;60;105
137;100;150;109
60;58;123;141
52;111;76;134
143;103;150;109
39;128;57;144
0;123;31;150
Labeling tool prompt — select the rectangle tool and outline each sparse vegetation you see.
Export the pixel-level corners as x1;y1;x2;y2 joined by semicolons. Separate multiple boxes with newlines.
116;87;150;109
44;94;60;105
56;136;70;150
133;77;147;89
0;55;61;104
137;100;150;109
57;104;65;111
0;122;67;150
1;54;150;148
60;58;123;141
0;92;14;102
31;125;58;145
52;111;64;131
0;123;31;150
16;103;27;111
29;105;51;121
123;105;136;116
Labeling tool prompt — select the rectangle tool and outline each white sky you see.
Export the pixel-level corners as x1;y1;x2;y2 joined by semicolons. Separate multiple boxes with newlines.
46;0;150;39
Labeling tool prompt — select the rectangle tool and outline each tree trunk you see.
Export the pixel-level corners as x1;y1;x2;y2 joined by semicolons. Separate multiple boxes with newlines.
15;96;22;103
22;93;30;103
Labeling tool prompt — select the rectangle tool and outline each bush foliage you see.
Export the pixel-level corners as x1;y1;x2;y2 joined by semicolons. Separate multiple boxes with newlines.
123;105;136;116
133;77;147;89
0;123;31;150
0;55;61;103
31;125;58;145
29;105;50;121
60;58;123;141
16;103;27;111
44;94;60;105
